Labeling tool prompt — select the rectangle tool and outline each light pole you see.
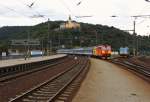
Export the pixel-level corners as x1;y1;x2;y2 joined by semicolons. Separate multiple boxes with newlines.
132;16;137;56
27;28;30;58
47;18;50;55
94;30;98;45
24;40;27;60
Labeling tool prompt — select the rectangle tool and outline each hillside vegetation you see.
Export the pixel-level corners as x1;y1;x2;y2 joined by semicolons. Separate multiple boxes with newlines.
0;20;149;54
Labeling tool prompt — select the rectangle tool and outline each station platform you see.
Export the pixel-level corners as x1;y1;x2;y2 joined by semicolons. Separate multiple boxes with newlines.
0;54;67;68
73;58;150;102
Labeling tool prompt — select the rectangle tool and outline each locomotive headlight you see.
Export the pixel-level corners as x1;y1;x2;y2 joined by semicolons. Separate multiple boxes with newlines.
108;51;111;54
102;50;105;54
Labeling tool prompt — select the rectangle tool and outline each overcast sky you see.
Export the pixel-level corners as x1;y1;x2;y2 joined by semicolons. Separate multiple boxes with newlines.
0;0;150;35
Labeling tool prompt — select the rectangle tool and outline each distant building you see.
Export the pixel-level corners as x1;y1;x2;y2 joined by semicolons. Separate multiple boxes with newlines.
8;39;41;55
60;16;80;30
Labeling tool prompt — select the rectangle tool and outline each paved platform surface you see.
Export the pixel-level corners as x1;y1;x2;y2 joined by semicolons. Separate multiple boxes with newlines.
72;58;150;102
0;54;66;68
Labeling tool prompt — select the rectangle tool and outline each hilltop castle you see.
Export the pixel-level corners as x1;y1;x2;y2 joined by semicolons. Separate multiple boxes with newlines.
60;16;80;30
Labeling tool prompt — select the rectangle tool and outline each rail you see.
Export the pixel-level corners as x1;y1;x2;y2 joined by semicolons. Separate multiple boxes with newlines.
0;56;69;82
111;58;150;82
9;56;90;102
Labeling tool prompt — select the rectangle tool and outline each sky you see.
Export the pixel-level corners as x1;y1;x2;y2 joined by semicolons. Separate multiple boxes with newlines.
0;0;150;36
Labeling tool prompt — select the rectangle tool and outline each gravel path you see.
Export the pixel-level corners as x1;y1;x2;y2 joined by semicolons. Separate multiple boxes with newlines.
72;58;150;102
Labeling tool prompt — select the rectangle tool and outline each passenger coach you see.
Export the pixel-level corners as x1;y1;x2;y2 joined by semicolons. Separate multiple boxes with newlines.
57;44;112;59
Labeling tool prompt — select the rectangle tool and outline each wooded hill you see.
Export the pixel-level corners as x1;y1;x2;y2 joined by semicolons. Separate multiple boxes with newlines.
0;20;149;54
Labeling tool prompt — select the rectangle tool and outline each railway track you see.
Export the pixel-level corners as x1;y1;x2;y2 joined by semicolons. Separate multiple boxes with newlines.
0;56;70;83
8;56;90;102
0;56;79;102
111;58;150;82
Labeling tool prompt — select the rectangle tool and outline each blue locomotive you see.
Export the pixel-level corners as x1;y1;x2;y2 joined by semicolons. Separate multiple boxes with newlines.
119;47;129;57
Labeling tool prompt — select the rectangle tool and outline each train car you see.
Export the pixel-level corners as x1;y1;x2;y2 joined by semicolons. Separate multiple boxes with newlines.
93;45;111;59
73;47;93;55
57;49;73;54
57;44;112;59
105;45;112;57
57;47;93;56
119;47;129;57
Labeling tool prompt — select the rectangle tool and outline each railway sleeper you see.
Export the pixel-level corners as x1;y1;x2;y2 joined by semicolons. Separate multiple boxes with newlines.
57;96;68;100
39;90;57;93
60;93;70;97
45;86;63;89
22;98;47;102
36;90;56;94
40;87;59;91
63;91;72;94
32;92;53;96
54;100;65;102
67;87;76;91
22;98;39;102
46;84;63;87
41;86;60;90
46;83;57;86
43;86;59;89
27;95;50;100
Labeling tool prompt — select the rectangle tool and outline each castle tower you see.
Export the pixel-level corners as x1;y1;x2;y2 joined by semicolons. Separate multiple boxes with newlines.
59;15;80;29
68;15;72;24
